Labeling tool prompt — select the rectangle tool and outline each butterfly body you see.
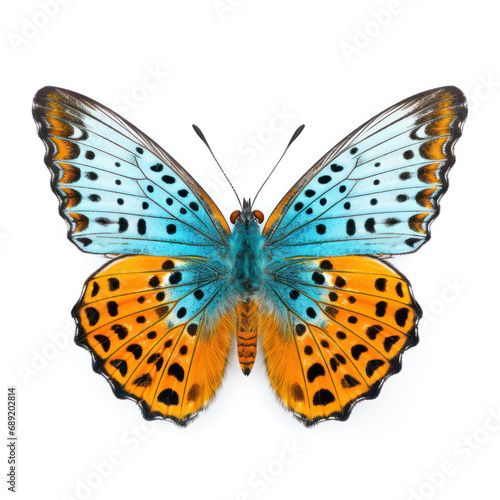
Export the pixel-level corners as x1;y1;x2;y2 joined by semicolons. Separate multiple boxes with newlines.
33;86;467;426
226;199;269;374
227;200;267;296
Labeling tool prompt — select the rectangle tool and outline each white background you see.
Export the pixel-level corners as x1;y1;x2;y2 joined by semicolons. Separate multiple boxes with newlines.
2;1;500;499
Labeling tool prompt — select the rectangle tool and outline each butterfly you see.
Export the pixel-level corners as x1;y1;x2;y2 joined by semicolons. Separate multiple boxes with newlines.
33;86;467;426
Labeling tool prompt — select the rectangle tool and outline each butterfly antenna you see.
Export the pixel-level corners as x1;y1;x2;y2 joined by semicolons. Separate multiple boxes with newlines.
252;124;305;208
192;124;242;208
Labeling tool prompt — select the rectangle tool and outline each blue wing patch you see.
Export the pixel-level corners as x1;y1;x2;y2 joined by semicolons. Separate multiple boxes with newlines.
33;87;230;258
264;87;467;258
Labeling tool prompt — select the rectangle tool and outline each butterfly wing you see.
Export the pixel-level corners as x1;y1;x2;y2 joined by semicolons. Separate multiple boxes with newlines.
33;87;234;424
33;87;230;257
74;255;233;425
264;86;467;257
261;87;466;424
261;256;419;425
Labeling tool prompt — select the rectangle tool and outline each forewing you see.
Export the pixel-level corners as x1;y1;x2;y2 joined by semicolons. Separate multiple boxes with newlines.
264;87;467;258
33;86;230;257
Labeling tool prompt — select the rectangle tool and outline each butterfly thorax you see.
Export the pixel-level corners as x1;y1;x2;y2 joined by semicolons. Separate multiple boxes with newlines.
227;204;267;297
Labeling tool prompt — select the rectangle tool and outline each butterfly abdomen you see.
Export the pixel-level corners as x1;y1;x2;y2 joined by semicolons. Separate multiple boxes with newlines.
228;217;267;375
236;300;259;375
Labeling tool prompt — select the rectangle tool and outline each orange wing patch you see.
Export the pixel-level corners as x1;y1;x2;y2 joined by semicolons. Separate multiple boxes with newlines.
74;255;233;425
261;256;420;425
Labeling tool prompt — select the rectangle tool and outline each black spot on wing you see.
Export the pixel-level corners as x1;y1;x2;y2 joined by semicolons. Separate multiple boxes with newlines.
126;344;142;360
395;308;409;327
187;324;198;336
295;324;306;336
169;271;182;285
312;272;325;285
85;307;99;326
111;324;128;340
365;218;376;233
366;359;385;378
335;276;346;288
107;301;119;317
94;334;110;352
108;278;120;291
341;374;360;388
351;344;368;360
312;389;335;406
109;359;127;377
307;363;326;383
147;353;161;364
168;363;185;382
346;219;356;236
375;301;387;317
374;278;387;292
133;373;152;387
157;388;179;406
149;276;160;287
366;325;383;340
383;335;400;352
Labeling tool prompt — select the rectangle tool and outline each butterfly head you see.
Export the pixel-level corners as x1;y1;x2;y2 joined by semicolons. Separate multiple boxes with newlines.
230;199;264;227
